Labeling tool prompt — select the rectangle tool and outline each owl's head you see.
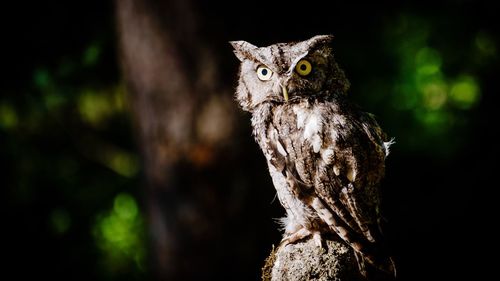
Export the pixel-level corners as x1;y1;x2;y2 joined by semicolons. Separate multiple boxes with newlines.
230;35;349;112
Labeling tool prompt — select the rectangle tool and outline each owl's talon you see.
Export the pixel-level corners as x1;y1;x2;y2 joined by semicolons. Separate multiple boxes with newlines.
278;237;290;248
280;229;323;249
280;227;312;248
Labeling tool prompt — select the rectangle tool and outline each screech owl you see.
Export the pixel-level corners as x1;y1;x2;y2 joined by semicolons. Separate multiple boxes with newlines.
230;35;396;278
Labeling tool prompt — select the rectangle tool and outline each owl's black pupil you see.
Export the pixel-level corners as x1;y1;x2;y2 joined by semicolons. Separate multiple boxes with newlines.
300;64;307;71
261;69;268;75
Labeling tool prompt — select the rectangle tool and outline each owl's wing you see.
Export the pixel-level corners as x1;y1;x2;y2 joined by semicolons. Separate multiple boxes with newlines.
270;109;395;276
324;113;388;243
321;112;395;275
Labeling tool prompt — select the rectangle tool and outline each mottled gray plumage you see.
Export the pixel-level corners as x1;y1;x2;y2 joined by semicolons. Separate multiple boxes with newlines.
231;35;395;278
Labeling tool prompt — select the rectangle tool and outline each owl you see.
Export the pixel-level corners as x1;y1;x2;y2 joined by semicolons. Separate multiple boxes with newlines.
230;35;396;278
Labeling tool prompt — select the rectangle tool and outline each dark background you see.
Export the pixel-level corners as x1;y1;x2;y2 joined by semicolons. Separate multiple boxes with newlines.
2;0;498;280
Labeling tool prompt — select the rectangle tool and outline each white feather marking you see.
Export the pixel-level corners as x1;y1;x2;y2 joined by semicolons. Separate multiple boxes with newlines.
384;138;396;157
293;105;324;153
336;115;347;126
293;107;308;129
303;114;320;140
276;140;287;156
304;113;324;153
320;147;335;164
346;168;356;182
311;135;321;153
333;165;340;176
330;128;339;142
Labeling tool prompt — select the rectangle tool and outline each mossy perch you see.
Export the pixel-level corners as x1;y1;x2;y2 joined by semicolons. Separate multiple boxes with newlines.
263;238;363;281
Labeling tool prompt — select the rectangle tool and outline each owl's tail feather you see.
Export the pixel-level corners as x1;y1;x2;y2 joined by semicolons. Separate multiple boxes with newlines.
354;251;367;277
358;250;397;280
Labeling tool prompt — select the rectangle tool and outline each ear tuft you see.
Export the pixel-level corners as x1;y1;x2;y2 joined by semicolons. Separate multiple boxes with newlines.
307;35;334;49
229;40;258;62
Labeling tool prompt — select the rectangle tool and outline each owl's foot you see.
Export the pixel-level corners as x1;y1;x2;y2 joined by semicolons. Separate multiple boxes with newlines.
280;227;311;247
279;228;323;248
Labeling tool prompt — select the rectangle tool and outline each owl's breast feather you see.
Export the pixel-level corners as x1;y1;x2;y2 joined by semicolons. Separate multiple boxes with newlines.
290;103;324;153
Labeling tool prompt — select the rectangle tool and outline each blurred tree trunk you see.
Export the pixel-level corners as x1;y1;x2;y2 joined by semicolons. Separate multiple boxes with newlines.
115;0;241;279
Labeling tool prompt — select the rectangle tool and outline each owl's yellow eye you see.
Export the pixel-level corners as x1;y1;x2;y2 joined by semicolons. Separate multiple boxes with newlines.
295;59;312;76
256;65;273;81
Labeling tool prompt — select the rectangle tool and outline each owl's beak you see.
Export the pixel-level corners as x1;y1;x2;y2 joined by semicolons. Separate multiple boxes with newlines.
281;85;289;102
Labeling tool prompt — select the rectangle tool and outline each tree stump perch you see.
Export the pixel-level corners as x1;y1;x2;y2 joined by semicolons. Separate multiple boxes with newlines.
263;238;364;281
